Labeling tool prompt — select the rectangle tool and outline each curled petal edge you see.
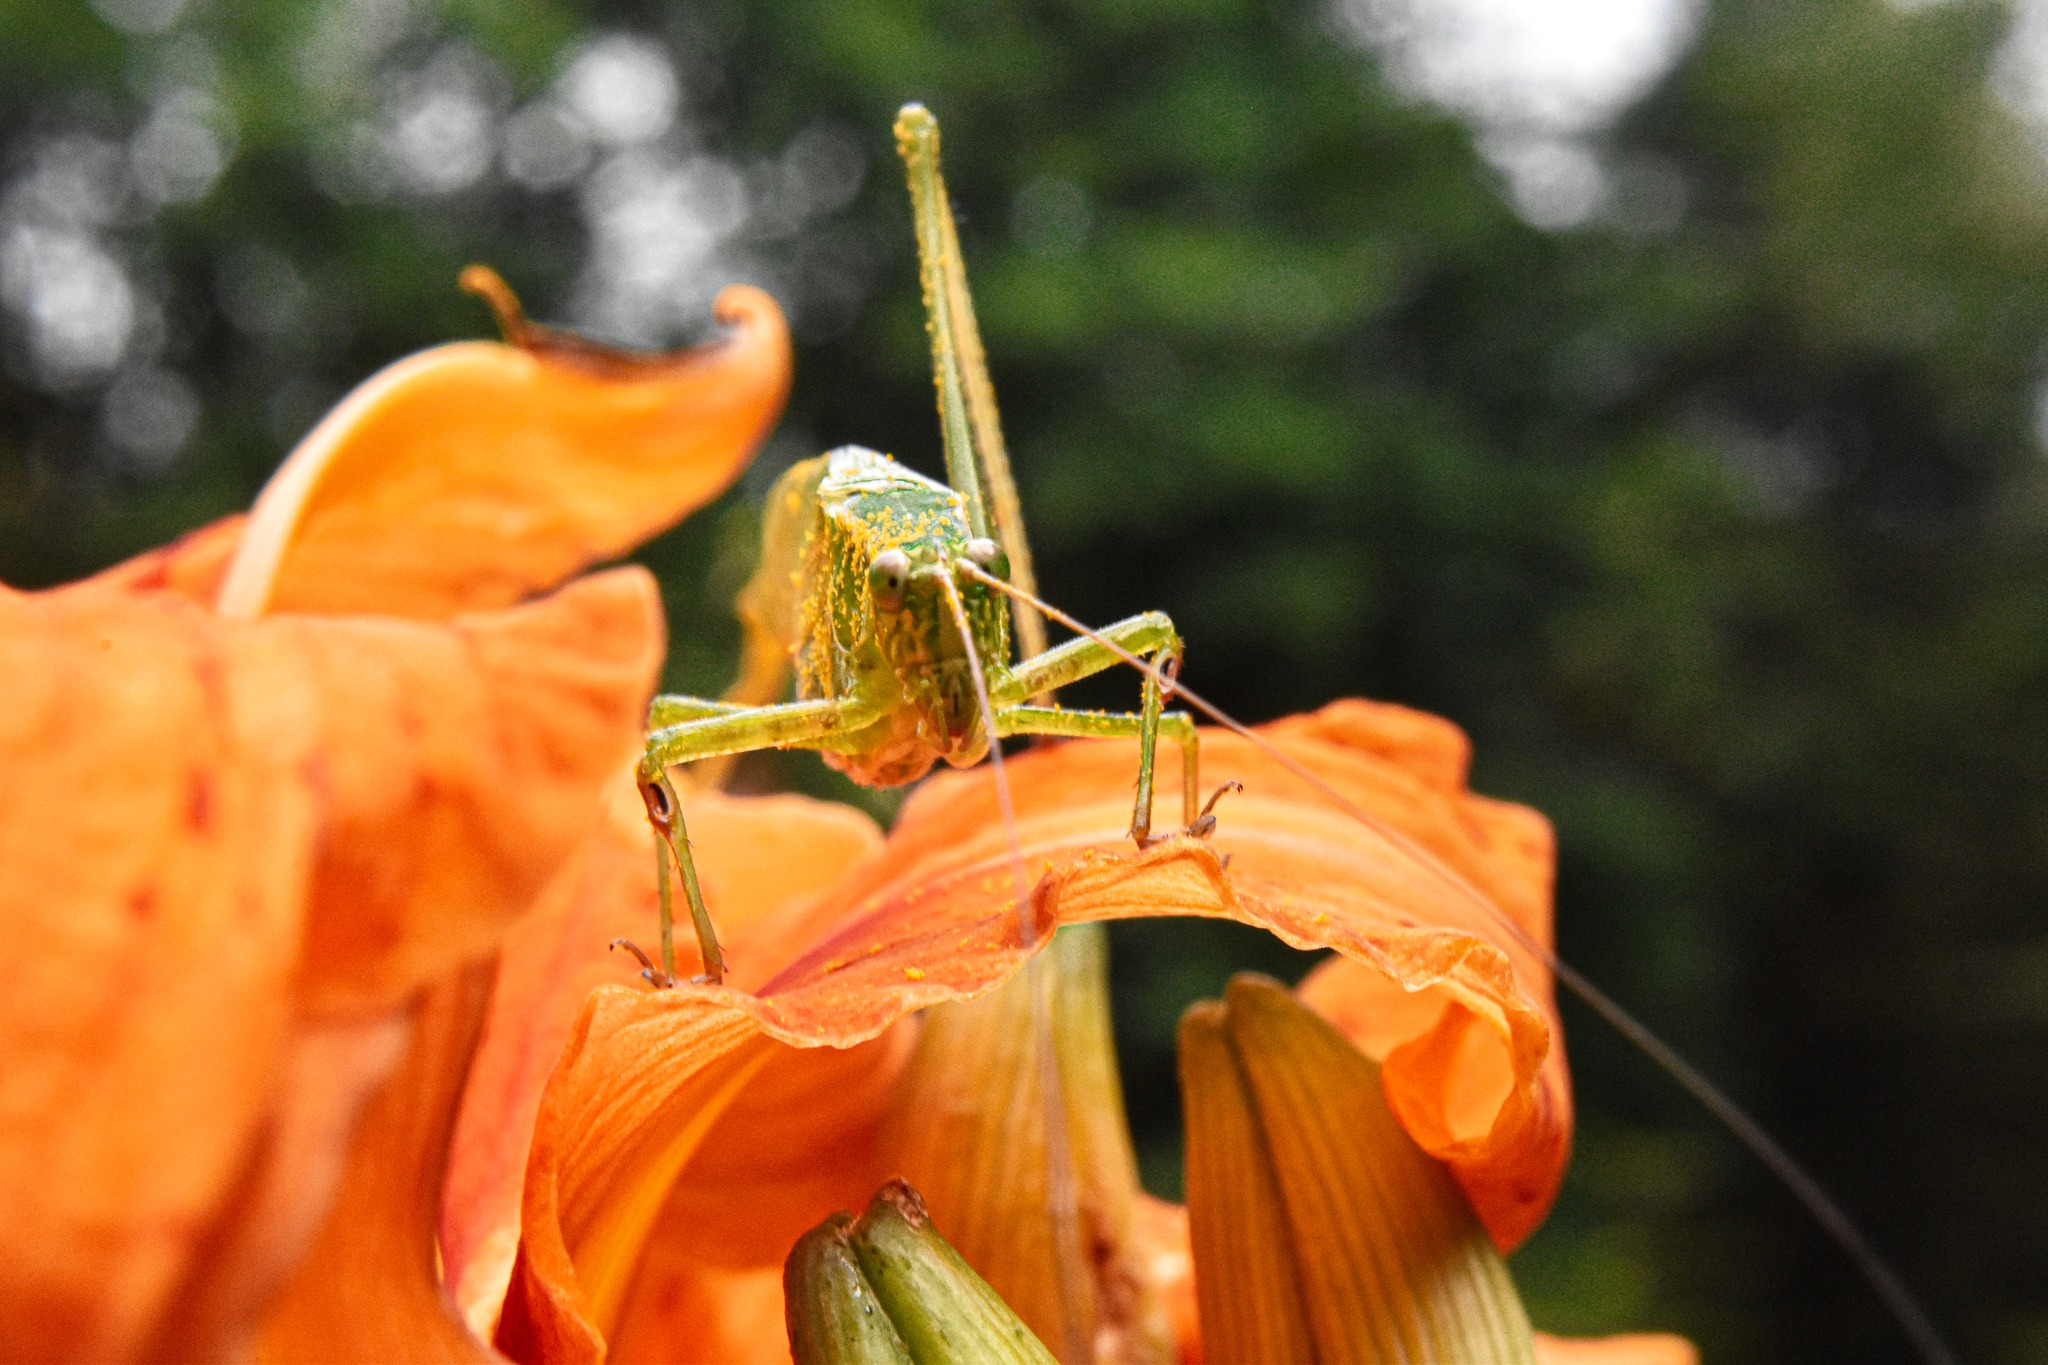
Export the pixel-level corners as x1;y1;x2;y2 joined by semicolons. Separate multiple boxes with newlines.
502;850;1563;1353
215;282;791;622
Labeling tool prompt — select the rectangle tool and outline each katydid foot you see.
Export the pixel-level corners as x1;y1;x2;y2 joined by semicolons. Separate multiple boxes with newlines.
1132;780;1243;850
637;770;729;987
610;938;676;989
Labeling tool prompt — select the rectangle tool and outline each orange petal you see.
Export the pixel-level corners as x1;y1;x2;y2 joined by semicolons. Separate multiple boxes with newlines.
214;282;790;621
1177;996;1318;1364
1534;1331;1701;1365
0;567;659;1359
753;699;1568;1249
139;1013;415;1362
493;986;920;1365
274;567;665;1014
256;963;502;1365
606;1030;914;1364
879;930;1172;1364
0;586;319;1361
1131;1198;1199;1365
83;513;246;603
496;700;1567;1360
441;782;881;1338
496;992;782;1364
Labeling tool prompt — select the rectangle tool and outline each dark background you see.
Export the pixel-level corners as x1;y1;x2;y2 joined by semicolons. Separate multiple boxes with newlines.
5;1;2045;1359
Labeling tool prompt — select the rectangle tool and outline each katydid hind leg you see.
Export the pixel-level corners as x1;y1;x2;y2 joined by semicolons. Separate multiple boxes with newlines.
895;102;1047;663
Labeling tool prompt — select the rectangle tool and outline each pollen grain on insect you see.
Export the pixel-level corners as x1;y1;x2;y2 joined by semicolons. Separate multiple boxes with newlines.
903;966;926;981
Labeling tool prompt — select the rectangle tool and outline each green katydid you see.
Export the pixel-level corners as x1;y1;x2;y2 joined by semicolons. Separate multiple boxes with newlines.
610;103;1953;1365
618;104;1234;990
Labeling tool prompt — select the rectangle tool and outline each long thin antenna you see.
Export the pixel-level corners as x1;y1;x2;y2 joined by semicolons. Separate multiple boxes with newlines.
939;573;1032;945
939;572;1092;1364
960;563;1958;1365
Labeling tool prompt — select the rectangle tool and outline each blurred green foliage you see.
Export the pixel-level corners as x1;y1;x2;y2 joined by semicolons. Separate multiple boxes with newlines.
5;0;2047;1359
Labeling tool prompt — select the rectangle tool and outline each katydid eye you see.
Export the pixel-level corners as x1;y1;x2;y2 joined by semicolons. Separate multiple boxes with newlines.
964;537;1008;580
869;549;912;610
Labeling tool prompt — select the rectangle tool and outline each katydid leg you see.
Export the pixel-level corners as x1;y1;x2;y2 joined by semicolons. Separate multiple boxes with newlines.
992;611;1193;844
647;694;752;727
997;705;1201;845
633;696;877;985
633;772;720;986
1133;636;1174;843
641;695;875;774
698;600;797;790
991;611;1180;705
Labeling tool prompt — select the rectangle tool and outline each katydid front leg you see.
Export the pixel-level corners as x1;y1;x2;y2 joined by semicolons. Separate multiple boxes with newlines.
631;695;879;986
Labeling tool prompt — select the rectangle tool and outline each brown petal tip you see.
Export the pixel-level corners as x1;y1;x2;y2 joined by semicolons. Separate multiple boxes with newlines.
459;264;533;347
871;1179;933;1230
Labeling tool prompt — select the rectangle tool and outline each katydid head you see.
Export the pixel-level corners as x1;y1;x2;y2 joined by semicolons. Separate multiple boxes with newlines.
852;527;1011;762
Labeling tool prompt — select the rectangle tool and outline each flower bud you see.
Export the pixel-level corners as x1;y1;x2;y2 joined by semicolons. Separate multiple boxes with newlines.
1180;974;1536;1363
785;1181;1057;1365
784;1213;913;1365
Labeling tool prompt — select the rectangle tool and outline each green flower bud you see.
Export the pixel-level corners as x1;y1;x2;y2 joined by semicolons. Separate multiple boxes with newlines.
785;1182;1058;1365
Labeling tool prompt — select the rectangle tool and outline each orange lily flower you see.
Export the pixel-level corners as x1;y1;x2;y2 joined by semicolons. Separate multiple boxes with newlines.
478;702;1571;1362
0;274;791;1363
0;246;1685;1362
303;684;1687;1360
